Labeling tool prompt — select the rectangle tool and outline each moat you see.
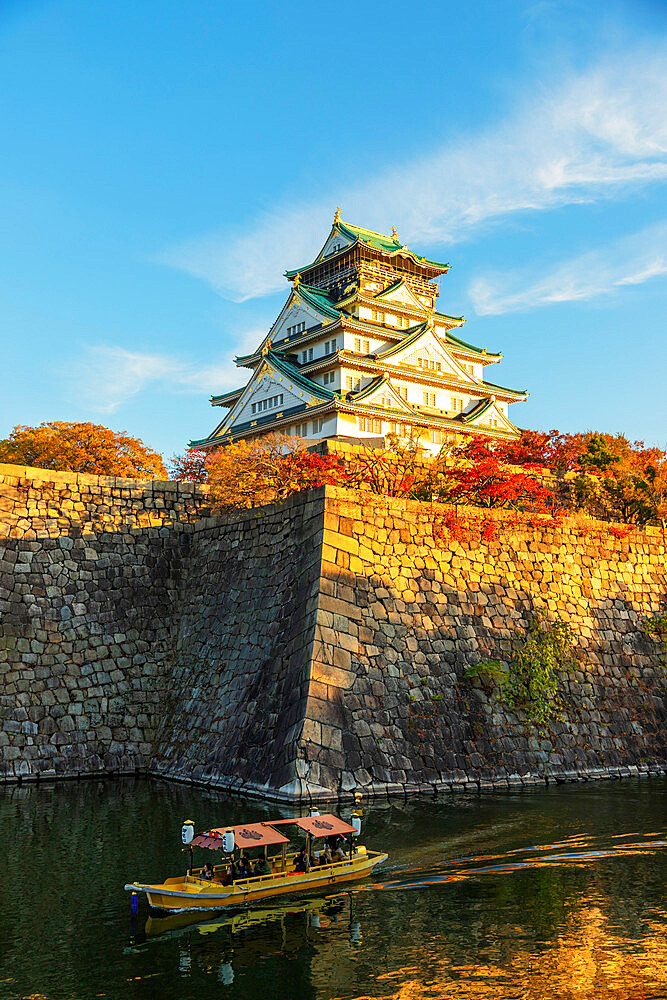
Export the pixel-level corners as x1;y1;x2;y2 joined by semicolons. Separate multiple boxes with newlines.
2;777;665;999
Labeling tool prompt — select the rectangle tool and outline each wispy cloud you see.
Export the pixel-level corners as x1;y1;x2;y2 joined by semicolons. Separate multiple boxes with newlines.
158;46;667;302
67;329;263;413
468;219;667;315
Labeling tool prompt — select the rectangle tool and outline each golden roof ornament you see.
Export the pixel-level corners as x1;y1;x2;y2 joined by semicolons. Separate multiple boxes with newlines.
391;226;398;240
334;206;341;223
261;337;272;357
293;272;301;287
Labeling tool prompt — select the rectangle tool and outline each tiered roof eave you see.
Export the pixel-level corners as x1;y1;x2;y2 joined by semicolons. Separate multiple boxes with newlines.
284;218;450;281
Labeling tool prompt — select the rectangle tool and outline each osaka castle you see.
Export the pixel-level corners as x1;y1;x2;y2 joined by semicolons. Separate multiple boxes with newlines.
192;211;527;455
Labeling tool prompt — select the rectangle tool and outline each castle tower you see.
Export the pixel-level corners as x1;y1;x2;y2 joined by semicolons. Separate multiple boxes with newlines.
191;212;527;454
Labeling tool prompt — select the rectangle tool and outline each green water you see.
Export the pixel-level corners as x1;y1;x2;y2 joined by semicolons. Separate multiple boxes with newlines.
1;777;665;1000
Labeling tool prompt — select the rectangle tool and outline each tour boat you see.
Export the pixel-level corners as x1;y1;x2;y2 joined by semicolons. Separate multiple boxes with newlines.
124;812;387;912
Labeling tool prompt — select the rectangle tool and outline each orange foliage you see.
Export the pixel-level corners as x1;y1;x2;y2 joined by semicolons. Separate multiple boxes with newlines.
206;434;345;513
0;421;166;477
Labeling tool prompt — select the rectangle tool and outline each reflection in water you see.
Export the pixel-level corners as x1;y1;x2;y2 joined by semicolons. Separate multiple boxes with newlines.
0;777;665;999
326;906;667;1000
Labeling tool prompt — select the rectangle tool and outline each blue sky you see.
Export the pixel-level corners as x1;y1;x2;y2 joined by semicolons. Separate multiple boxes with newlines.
1;0;666;461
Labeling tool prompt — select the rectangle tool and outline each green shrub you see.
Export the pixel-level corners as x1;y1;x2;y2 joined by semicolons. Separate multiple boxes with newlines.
464;613;575;726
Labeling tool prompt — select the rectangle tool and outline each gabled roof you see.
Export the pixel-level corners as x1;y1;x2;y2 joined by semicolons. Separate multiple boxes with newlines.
461;397;494;424
373;278;426;310
296;282;341;320
235;284;342;366
351;375;415;412
373;321;430;360
285;217;450;278
268;350;336;400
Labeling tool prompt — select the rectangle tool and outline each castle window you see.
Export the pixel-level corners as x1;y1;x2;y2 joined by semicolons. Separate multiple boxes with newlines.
398;316;410;328
398;387;408;400
423;392;436;407
323;372;335;385
358;417;382;433
354;337;361;352
346;376;361;391
287;321;306;336
363;339;370;354
430;429;446;444
312;418;325;434
301;348;313;363
451;397;463;411
371;310;384;324
380;396;392;408
251;393;284;415
324;338;337;355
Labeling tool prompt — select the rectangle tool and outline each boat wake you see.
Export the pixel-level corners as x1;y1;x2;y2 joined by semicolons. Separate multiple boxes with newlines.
367;830;667;893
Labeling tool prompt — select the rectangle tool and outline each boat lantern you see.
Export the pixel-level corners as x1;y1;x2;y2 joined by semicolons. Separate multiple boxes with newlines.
221;828;235;854
350;812;362;837
181;820;195;845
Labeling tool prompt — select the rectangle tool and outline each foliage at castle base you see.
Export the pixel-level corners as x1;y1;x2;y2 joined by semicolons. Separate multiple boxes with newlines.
202;434;346;514
170;427;667;528
0;421;167;478
496;429;667;527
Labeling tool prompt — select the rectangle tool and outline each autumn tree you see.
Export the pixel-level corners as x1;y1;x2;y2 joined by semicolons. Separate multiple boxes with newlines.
0;421;166;477
206;433;346;513
437;438;554;512
347;429;434;498
170;447;210;483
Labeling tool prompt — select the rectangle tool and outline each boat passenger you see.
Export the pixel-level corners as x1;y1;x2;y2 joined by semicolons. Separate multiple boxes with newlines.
294;847;310;873
238;854;253;878
201;863;214;881
321;844;333;865
219;864;233;886
253;856;271;877
333;844;346;862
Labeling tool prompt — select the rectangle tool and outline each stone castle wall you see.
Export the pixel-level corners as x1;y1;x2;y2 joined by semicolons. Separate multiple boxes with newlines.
1;465;666;796
301;489;666;797
0;464;207;780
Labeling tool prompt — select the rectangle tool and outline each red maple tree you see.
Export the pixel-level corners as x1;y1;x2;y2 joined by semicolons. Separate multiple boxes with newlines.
442;439;553;512
170;447;211;483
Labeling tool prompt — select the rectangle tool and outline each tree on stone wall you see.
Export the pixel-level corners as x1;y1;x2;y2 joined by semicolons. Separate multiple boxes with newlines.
347;429;434;498
436;438;554;512
170;447;210;483
0;421;167;477
206;433;346;513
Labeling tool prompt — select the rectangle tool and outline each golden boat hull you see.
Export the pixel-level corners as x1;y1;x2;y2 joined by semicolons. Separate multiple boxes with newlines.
126;850;387;912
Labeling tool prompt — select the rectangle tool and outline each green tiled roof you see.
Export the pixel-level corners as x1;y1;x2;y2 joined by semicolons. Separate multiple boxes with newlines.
434;309;465;324
267;350;336;400
445;329;500;358
352;375;387;402
297;282;341;320
461;397;493;424
373;322;430;360
211;386;245;405
285;218;450;277
366;319;496;363
481;378;528;397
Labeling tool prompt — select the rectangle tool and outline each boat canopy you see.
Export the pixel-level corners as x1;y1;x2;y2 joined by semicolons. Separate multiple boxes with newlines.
271;814;357;838
192;822;290;851
191;814;357;851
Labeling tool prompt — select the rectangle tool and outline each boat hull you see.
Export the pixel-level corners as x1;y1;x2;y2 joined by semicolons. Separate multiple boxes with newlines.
126;851;388;912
